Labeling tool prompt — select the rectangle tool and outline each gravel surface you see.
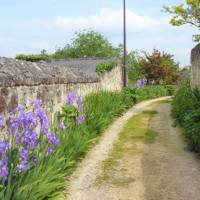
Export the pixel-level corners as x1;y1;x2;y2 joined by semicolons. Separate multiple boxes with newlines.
67;97;172;200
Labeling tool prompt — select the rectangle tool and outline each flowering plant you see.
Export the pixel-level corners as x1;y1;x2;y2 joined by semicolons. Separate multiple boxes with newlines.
57;92;85;130
0;92;85;199
136;78;147;88
0;100;60;191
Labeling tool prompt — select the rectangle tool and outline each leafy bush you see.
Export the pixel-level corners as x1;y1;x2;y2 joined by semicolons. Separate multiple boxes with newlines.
53;30;121;59
172;84;200;152
139;49;179;84
15;54;51;62
0;86;172;199
96;61;117;73
127;51;142;85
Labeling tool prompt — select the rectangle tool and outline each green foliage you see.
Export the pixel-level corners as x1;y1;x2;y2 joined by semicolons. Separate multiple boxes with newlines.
172;84;200;152
15;30;121;61
136;85;175;102
15;54;51;62
139;49;179;84
96;61;117;73
163;0;200;42
127;51;142;84
1;86;173;199
53;30;121;59
178;66;191;84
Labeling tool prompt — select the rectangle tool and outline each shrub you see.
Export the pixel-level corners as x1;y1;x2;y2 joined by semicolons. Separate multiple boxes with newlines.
96;61;117;73
140;49;179;84
172;84;200;152
15;54;51;62
53;30;121;59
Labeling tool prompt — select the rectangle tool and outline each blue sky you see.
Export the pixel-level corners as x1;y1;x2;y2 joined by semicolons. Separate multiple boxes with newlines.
0;0;197;66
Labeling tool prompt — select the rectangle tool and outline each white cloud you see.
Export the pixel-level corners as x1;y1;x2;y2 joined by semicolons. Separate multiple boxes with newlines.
1;8;195;66
43;8;168;33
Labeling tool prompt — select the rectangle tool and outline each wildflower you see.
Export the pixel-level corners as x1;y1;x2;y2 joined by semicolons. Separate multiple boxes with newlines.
58;121;66;129
47;132;60;145
17;149;30;172
33;154;38;166
46;147;54;155
66;92;76;106
16;104;25;112
0;142;8;157
77;96;84;111
76;115;85;125
0;116;4;127
136;79;143;88
0;157;8;177
21;130;38;149
36;108;49;135
33;99;42;110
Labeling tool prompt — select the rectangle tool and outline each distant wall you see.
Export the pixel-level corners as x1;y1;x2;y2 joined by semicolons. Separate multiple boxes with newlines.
0;58;123;120
191;44;200;87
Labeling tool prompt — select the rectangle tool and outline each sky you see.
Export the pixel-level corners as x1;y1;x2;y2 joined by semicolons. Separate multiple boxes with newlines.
0;0;198;66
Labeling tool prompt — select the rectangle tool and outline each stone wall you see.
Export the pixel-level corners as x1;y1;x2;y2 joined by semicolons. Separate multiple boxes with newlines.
0;57;123;120
100;65;123;91
191;44;200;87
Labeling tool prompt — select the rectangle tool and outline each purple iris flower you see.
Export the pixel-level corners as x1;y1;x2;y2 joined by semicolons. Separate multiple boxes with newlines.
0;116;4;127
33;154;38;166
66;92;76;106
47;132;60;145
77;96;84;111
16;104;25;112
0;141;8;157
21;130;38;149
46;147;54;156
33;99;42;110
58;121;66;129
76;115;85;125
17;149;30;172
136;79;143;88
36;108;49;135
0;157;8;177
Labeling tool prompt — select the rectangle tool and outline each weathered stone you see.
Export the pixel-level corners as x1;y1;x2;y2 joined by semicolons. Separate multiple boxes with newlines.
1;88;9;96
7;91;18;112
0;57;123;121
0;96;6;114
191;44;200;87
0;57;100;87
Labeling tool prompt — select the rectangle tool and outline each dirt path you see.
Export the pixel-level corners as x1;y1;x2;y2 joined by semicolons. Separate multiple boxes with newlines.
68;98;200;200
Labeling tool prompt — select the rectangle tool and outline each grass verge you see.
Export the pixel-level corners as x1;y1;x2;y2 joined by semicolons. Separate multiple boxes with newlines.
95;110;158;186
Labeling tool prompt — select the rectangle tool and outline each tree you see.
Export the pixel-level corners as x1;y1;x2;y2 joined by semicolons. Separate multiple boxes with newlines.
53;30;121;59
139;49;179;84
127;51;141;83
163;0;200;42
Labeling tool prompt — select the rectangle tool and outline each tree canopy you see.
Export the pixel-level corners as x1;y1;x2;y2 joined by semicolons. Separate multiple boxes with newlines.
53;30;121;59
139;49;179;84
163;0;200;42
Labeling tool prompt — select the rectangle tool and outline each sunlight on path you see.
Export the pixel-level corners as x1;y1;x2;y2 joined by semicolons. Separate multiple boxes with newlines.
67;97;200;200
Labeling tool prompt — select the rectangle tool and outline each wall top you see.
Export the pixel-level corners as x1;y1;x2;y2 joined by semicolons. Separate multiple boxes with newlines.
0;57;100;87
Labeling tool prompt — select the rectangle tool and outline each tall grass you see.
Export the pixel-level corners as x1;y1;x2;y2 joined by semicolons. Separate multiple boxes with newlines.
172;84;200;152
1;86;173;199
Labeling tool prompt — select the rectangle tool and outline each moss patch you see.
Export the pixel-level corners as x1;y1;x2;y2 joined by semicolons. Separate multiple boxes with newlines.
95;110;158;186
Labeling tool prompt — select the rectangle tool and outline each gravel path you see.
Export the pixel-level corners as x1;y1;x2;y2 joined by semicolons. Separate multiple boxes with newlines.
143;103;200;200
68;98;200;200
67;97;171;200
